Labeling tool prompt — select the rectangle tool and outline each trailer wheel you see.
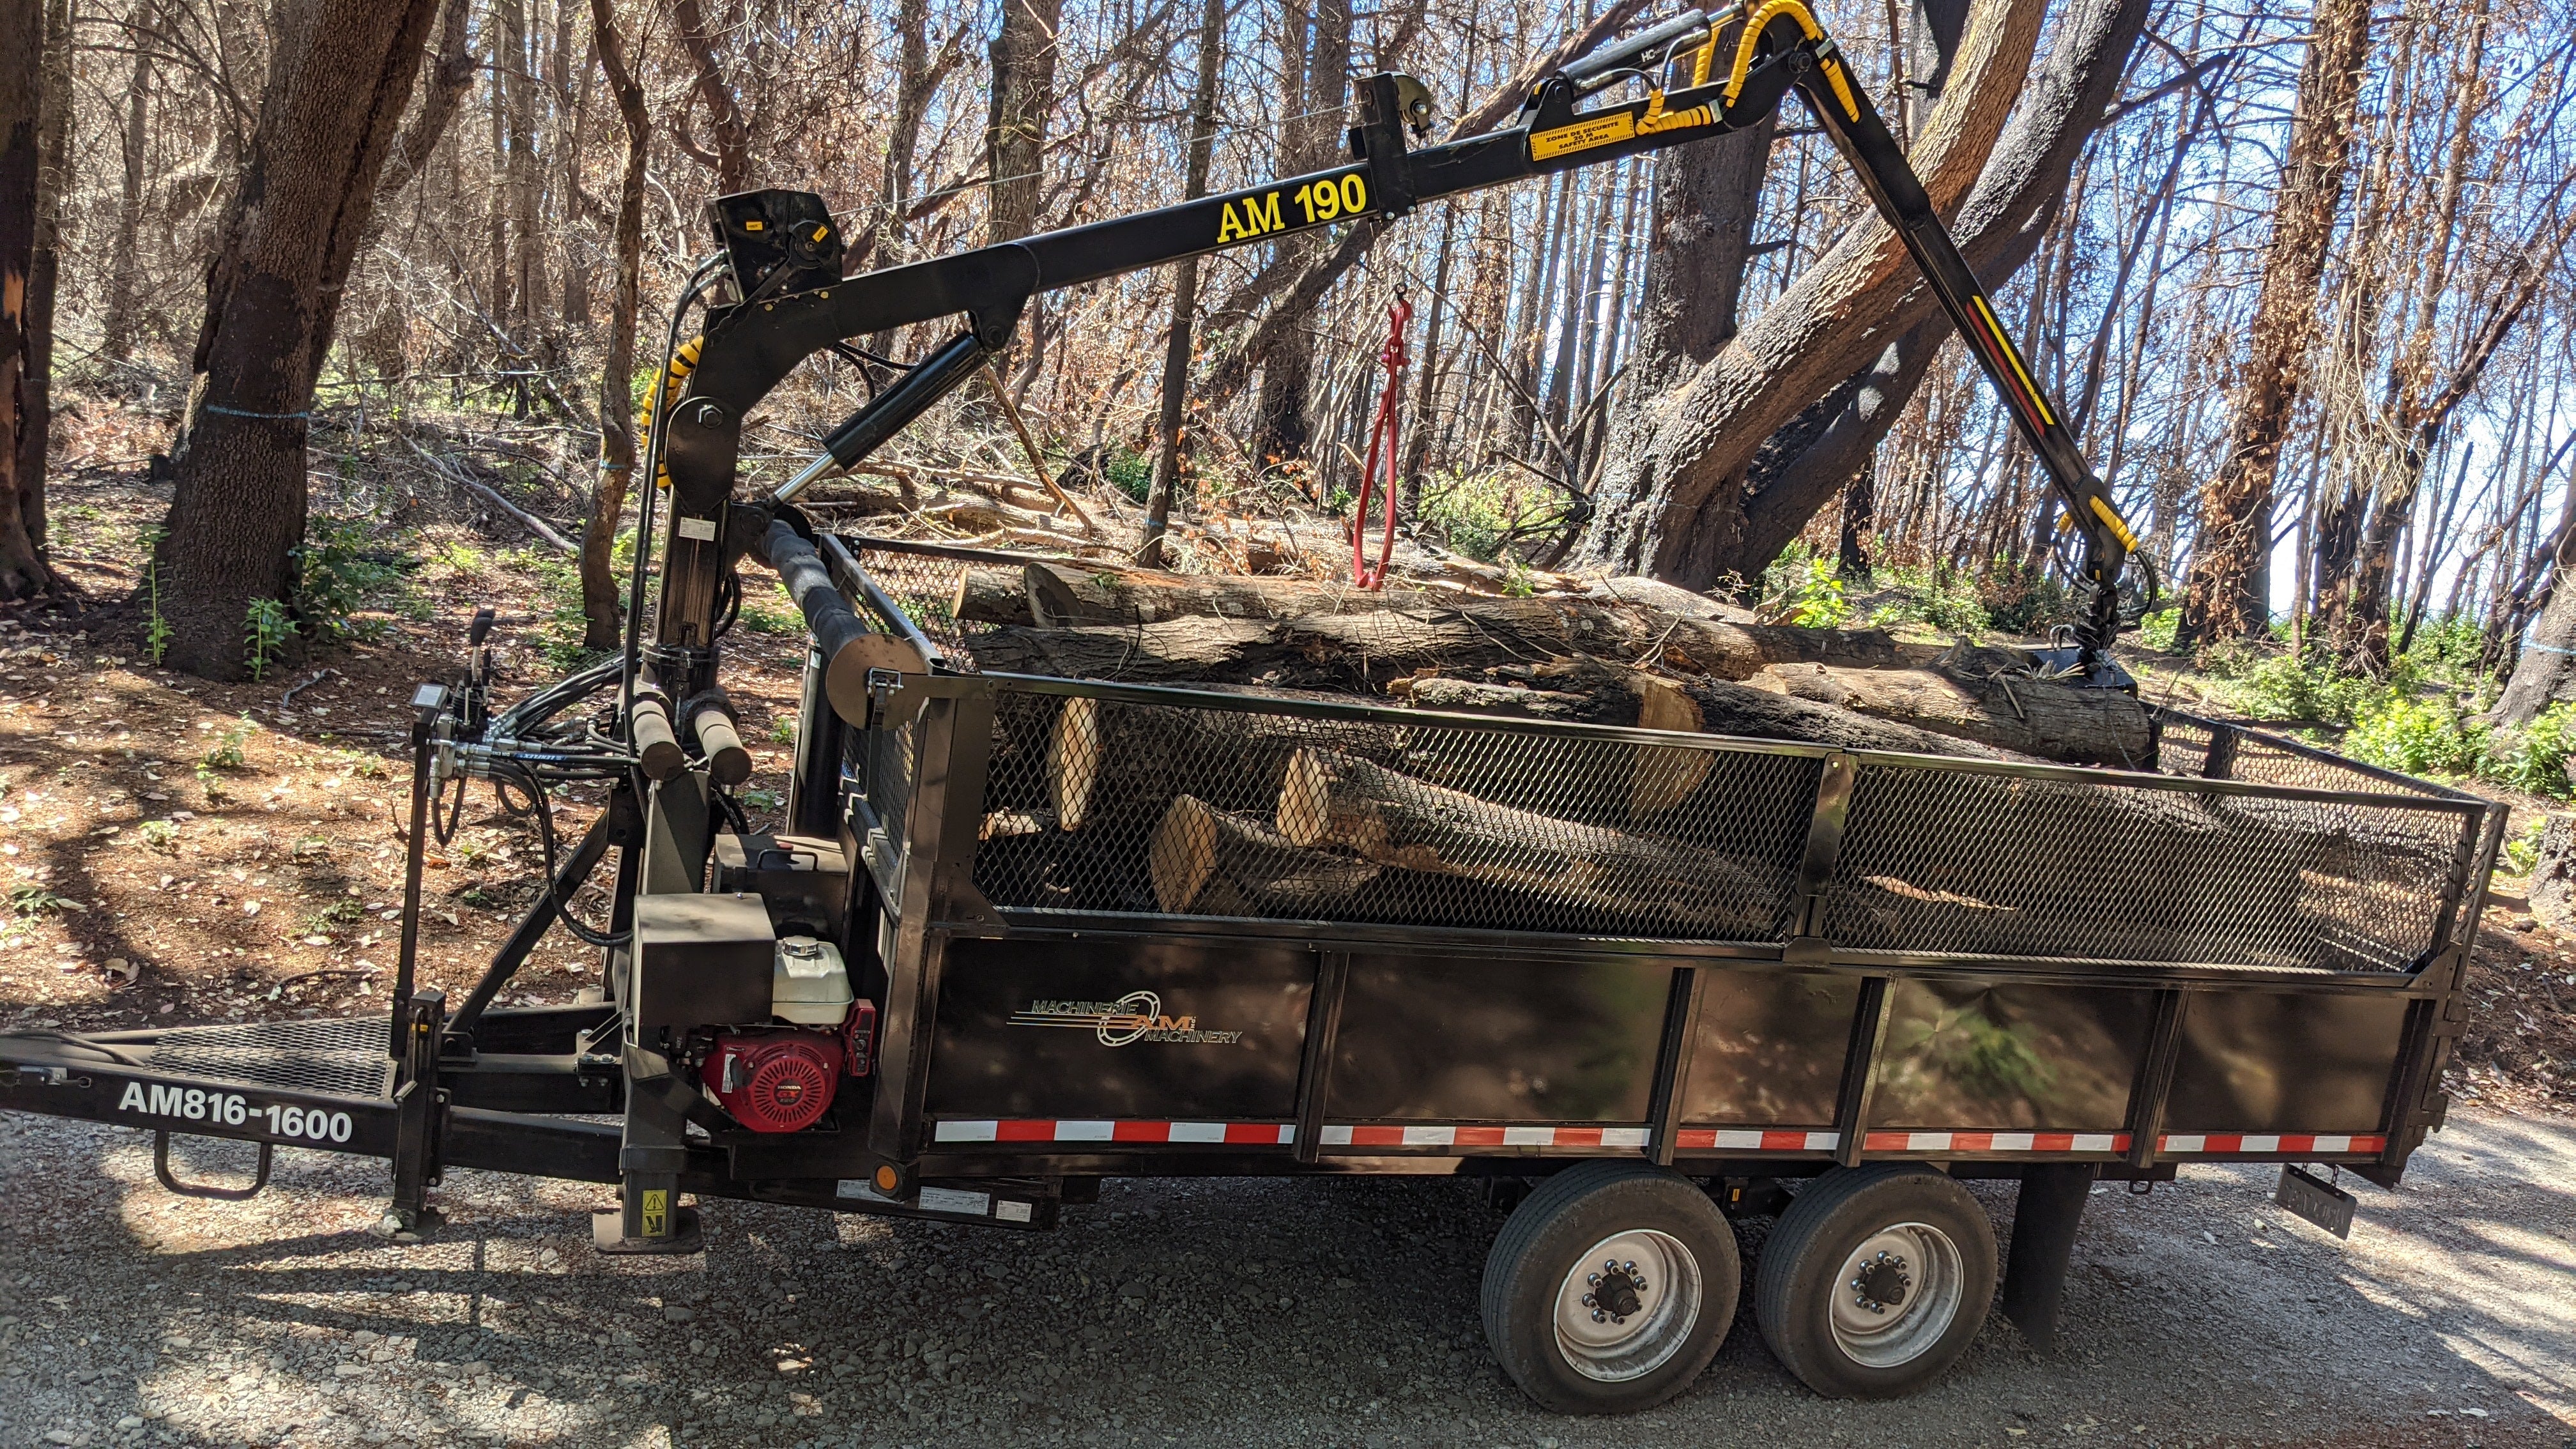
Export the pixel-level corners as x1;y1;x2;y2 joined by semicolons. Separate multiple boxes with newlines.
1754;1164;1996;1399
1479;1160;1740;1414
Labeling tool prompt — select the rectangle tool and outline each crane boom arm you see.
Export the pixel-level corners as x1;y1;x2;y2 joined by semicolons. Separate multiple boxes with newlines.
648;2;2140;694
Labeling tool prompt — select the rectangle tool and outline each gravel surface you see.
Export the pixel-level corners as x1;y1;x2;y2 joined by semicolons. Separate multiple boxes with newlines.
3;1107;2571;1448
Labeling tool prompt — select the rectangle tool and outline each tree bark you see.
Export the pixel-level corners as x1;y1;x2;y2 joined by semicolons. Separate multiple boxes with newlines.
152;0;445;675
1141;0;1225;564
1572;0;2050;585
1250;0;1351;466
578;0;648;648
0;0;56;598
1275;747;1785;933
1747;661;2152;766
985;0;1062;244
672;0;753;193
2172;0;2373;645
376;0;476;197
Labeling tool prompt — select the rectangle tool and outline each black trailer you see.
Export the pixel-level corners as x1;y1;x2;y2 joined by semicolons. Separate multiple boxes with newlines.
0;539;2503;1410
0;4;2510;1413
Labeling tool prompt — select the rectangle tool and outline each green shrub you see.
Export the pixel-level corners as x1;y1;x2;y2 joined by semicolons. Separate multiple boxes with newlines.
2136;607;2179;653
293;514;401;641
1864;562;1989;635
1103;448;1154;503
1415;467;1552;562
1760;543;1851;629
2343;696;2487;778
243;599;293;680
1974;559;2073;634
2485;702;2576;799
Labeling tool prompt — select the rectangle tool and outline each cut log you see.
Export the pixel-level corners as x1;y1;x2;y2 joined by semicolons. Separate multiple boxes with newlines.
1149;794;1383;914
950;565;1033;627
1048;696;1103;831
1402;666;1714;816
1275;747;1786;935
1749;661;2152;767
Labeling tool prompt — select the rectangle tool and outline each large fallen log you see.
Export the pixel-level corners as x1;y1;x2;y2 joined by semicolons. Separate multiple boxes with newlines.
1273;746;1788;935
1749;661;2152;767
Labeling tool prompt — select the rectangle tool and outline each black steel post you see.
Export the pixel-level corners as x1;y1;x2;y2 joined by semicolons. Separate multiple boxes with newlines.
391;689;442;1059
2000;1164;2094;1351
382;988;447;1241
445;811;617;1050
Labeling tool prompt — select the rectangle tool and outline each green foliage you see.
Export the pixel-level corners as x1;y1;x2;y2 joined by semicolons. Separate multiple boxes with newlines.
1760;544;1851;629
2343;696;2487;778
2504;815;2548;875
768;717;796;745
2136;607;2180;653
742;788;783;812
2481;703;2576;799
1864;562;1990;635
139;525;172;664
1974;559;2073;633
199;717;252;773
293;514;401;641
1103;448;1154;503
8;883;69;917
242;598;293;680
137;819;180;854
431;540;488;574
1415;468;1559;562
737;592;803;636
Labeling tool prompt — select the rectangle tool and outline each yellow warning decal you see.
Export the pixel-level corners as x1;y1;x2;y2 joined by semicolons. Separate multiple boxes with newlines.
1531;111;1636;161
641;1188;670;1237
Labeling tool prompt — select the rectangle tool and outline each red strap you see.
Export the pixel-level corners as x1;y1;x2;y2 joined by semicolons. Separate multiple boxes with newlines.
1352;293;1413;590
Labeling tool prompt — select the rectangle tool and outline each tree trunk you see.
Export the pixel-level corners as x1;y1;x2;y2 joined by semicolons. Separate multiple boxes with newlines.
2491;528;2576;726
2172;0;2373;646
1572;0;2049;583
1141;0;1225;564
0;0;56;598
152;0;445;676
2527;814;2576;931
1250;0;1351;467
1747;661;2152;765
672;0;753;193
100;0;160;365
578;0;648;649
1150;793;1383;914
985;0;1062;245
376;0;476;197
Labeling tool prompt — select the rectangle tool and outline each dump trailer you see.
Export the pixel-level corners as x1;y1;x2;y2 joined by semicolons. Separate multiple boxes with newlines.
0;2;2506;1414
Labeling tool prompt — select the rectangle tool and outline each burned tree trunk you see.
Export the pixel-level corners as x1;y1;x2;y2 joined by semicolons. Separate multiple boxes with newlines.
578;0;649;648
1748;661;2153;766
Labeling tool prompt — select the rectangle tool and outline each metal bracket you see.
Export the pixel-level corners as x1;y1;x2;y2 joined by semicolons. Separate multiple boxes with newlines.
154;1131;272;1201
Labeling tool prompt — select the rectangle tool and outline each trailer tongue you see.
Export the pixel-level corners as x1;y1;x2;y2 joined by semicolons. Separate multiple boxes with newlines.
1;4;2506;1414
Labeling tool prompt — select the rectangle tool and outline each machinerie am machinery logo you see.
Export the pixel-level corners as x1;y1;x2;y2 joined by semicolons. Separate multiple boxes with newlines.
1008;991;1244;1046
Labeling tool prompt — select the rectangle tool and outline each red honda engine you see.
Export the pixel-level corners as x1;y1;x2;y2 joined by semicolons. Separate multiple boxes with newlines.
702;1031;843;1133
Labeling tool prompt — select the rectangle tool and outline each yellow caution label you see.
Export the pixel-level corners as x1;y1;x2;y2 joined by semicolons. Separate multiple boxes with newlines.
640;1188;669;1238
1531;111;1636;161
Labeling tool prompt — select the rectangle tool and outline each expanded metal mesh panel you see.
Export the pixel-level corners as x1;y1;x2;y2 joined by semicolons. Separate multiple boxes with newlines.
2152;712;2449;797
972;686;1820;941
148;1016;393;1098
846;702;916;845
1821;763;2470;972
849;544;1005;668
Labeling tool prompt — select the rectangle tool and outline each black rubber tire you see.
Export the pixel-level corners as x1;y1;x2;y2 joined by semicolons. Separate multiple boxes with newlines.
1753;1163;1998;1399
1479;1160;1741;1414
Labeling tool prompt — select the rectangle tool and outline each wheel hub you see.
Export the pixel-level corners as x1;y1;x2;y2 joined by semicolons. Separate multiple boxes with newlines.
1551;1228;1704;1383
1582;1259;1649;1323
1850;1250;1911;1314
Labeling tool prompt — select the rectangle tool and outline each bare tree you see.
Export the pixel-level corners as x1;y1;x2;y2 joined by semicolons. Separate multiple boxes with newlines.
0;0;59;597
1139;0;1225;564
2170;0;2373;645
579;0;653;647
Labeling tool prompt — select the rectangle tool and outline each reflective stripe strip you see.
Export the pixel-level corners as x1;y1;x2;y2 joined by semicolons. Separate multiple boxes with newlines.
926;1120;2386;1156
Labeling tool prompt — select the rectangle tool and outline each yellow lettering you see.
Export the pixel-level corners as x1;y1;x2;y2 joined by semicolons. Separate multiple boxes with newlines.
1216;202;1246;244
1251;192;1282;234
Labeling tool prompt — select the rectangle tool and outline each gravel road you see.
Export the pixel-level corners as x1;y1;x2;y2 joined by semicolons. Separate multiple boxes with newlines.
3;1106;2570;1449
